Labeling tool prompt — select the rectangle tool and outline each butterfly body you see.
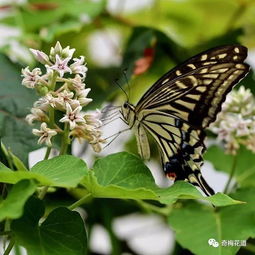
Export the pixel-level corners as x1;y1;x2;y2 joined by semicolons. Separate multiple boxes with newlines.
120;45;250;196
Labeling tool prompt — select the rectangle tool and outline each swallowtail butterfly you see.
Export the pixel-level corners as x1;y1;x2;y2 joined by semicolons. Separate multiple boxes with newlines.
120;45;250;196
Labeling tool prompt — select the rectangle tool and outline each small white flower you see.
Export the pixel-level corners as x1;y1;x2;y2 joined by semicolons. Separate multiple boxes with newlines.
50;41;75;60
32;122;57;146
34;97;49;111
236;116;252;137
60;103;85;129
49;55;72;77
21;67;42;88
62;46;76;59
210;86;255;154
30;49;50;65
77;88;92;106
50;41;62;58
84;110;102;127
70;109;105;152
70;56;88;78
26;108;47;125
55;90;74;109
68;99;81;110
44;93;57;108
70;75;86;91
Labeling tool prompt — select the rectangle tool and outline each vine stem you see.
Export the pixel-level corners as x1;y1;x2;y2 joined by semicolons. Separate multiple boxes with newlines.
38;186;49;200
3;237;15;255
68;193;92;210
224;155;237;194
136;200;172;216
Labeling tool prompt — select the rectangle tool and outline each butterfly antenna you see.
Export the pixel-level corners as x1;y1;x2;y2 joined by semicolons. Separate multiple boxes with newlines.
114;79;129;101
123;68;131;100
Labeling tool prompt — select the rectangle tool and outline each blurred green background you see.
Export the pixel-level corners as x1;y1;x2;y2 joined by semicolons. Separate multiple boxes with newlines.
1;0;255;163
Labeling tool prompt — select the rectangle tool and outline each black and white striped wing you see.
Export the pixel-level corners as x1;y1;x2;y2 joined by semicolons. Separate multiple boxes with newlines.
140;111;214;196
135;45;250;195
136;45;250;129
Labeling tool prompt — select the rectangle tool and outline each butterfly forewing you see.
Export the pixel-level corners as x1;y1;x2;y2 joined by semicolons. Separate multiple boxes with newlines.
137;45;249;128
137;45;248;110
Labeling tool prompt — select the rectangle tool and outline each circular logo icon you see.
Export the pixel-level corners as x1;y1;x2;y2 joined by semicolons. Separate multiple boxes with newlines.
208;238;219;247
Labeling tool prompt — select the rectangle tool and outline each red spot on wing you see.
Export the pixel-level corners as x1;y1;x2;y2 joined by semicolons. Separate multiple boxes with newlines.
166;172;177;180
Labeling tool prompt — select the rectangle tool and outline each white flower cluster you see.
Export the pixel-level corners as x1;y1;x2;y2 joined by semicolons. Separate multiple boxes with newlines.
23;42;105;152
209;86;255;154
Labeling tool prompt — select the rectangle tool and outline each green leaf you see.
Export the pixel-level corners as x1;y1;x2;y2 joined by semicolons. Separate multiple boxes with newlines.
12;197;87;255
0;54;39;164
10;151;29;171
168;187;255;255
0;155;88;188
0;180;36;221
81;152;241;206
1;142;28;171
205;145;255;187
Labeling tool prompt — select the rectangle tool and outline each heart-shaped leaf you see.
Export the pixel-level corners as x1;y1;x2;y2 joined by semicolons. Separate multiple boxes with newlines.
12;197;87;255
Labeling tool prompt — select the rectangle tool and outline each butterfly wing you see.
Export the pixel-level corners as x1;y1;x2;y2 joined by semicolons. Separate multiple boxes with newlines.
135;45;250;195
140;110;214;195
136;45;249;128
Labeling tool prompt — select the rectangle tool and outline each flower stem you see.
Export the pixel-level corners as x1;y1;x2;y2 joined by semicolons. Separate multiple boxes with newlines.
59;123;69;155
224;155;237;194
3;237;15;255
68;193;92;210
50;72;58;91
49;106;55;127
44;147;51;160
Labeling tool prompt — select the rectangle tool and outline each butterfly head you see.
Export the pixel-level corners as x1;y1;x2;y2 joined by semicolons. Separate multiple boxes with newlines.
120;101;136;127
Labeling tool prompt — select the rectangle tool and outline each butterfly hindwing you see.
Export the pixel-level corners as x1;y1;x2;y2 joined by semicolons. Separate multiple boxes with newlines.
140;110;215;195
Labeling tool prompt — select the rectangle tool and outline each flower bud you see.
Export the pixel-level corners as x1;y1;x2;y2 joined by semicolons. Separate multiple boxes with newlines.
30;49;50;65
36;85;49;96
